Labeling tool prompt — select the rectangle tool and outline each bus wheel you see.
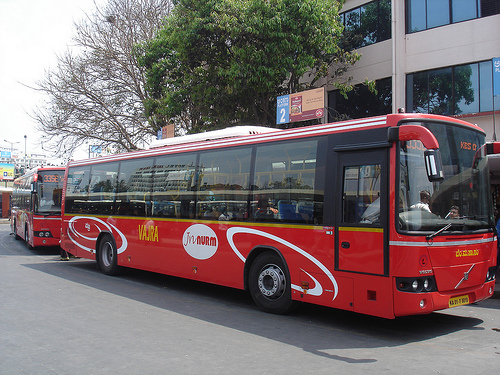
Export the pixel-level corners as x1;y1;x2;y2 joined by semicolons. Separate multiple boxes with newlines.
249;252;295;314
25;226;33;249
13;220;21;240
97;234;120;276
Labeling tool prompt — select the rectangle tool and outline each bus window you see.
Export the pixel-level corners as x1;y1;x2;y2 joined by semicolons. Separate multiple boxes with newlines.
342;164;381;225
152;154;196;219
197;147;252;221
89;162;119;215
65;166;91;213
116;159;153;217
253;140;319;224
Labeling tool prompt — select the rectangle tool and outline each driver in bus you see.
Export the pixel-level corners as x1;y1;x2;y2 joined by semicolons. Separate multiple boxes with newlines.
410;190;432;213
445;205;459;219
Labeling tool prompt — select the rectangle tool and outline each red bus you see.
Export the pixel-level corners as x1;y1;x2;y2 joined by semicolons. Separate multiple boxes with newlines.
11;166;65;248
60;114;498;318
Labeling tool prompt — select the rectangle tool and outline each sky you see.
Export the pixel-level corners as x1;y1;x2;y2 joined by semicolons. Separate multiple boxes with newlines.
0;0;102;162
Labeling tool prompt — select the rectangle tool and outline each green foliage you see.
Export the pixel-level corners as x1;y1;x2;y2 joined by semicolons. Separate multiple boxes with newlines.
138;0;358;131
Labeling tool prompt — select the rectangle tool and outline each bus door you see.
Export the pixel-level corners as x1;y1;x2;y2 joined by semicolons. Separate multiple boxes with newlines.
336;149;388;276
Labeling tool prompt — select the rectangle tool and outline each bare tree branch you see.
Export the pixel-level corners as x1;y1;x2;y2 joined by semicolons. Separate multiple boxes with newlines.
32;0;172;159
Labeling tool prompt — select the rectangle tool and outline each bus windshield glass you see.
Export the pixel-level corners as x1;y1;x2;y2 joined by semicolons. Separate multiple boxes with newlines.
36;170;65;214
398;121;492;233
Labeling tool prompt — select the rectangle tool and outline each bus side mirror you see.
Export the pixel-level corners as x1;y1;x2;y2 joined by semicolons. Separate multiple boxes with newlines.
472;142;500;169
424;149;444;182
388;125;444;182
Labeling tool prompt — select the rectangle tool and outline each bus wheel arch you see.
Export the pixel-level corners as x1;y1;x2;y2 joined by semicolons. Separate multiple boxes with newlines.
96;232;120;276
13;220;21;240
25;224;33;249
246;247;296;314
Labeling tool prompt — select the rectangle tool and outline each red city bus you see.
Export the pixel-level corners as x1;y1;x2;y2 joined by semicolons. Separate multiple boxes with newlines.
11;166;65;248
60;114;498;318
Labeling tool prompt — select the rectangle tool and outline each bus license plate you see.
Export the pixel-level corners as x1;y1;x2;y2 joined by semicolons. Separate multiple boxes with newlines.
449;295;469;308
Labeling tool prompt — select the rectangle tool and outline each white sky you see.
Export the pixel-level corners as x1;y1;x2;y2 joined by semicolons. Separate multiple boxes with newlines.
0;0;102;162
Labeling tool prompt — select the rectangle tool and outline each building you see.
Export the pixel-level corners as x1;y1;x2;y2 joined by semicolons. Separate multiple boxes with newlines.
325;0;500;202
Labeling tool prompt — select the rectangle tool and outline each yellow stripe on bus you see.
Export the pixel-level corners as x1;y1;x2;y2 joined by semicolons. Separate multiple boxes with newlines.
338;227;384;233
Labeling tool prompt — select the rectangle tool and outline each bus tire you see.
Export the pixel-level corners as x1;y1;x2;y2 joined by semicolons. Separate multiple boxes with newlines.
25;225;33;249
13;220;21;240
97;234;120;276
249;252;295;314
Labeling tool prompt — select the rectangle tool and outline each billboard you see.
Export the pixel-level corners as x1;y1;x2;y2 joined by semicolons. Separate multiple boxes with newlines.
0;163;15;181
494;57;500;97
277;87;325;125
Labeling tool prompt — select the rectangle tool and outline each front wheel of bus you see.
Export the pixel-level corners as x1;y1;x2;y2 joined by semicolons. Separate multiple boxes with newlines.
249;252;295;314
25;226;33;249
97;234;120;276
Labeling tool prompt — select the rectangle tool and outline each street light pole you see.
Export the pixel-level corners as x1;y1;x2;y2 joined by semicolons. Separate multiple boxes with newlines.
24;135;27;169
3;139;20;156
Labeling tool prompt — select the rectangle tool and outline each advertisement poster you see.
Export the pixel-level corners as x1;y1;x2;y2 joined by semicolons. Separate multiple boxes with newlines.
0;163;15;181
276;87;324;125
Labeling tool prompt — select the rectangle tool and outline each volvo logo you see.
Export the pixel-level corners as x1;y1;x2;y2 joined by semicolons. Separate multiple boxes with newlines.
454;264;475;289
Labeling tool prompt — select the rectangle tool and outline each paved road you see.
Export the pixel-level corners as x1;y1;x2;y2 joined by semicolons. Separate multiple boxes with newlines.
1;223;499;374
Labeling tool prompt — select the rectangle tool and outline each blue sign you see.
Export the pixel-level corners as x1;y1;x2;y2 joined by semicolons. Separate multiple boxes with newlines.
90;145;102;154
494;57;500;96
276;95;289;125
1;151;11;158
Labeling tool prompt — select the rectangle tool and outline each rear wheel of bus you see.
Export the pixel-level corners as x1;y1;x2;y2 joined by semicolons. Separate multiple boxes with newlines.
97;234;120;276
249;251;296;314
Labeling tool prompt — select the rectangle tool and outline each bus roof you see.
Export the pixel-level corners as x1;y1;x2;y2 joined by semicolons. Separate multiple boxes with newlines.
67;113;484;167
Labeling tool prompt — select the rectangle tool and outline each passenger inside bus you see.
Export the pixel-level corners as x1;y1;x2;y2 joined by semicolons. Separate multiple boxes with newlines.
409;190;432;213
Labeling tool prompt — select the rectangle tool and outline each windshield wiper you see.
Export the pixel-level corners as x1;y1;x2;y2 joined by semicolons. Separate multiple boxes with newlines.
426;223;452;241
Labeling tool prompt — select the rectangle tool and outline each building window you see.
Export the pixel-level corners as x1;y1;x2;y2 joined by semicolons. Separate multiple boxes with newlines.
407;0;500;33
406;61;494;115
340;0;391;50
328;78;392;121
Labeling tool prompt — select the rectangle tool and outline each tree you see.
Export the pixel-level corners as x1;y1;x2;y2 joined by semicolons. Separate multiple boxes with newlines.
32;0;173;158
138;0;360;133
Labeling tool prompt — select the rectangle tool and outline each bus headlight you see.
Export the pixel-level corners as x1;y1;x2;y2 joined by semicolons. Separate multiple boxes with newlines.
485;267;496;282
412;280;420;292
35;231;52;238
396;276;437;293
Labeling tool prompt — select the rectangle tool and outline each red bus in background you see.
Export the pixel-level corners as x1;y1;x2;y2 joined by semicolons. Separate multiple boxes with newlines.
11;167;65;248
60;114;498;318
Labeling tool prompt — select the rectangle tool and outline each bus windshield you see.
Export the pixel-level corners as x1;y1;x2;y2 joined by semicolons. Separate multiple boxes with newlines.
398;121;492;233
36;170;65;214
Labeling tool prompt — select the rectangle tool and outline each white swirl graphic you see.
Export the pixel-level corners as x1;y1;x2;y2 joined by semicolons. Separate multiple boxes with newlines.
226;227;337;299
67;216;128;254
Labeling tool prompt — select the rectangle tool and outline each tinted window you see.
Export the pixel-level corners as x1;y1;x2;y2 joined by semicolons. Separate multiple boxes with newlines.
407;0;499;33
341;0;391;49
252;140;320;224
407;0;426;32
197;147;252;221
453;0;478;22
427;0;450;28
65;166;91;213
407;61;494;116
116;159;153;217
328;77;392;121
152;154;197;219
342;164;382;225
87;162;119;215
